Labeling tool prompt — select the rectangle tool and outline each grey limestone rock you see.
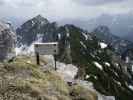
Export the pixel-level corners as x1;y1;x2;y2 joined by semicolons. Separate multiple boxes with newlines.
0;21;16;61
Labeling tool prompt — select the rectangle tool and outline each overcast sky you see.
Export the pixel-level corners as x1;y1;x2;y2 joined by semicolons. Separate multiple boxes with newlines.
0;0;133;22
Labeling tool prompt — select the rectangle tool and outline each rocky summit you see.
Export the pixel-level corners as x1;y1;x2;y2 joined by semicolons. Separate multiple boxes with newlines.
16;15;57;46
0;21;16;61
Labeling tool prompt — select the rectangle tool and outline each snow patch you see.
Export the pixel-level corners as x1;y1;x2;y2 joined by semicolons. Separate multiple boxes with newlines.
31;21;35;26
114;72;119;77
80;41;87;49
129;85;133;91
67;32;70;37
99;42;107;49
16;34;43;56
94;61;103;70
82;32;88;40
125;57;129;63
15;45;26;55
85;75;90;79
15;43;35;56
105;62;110;67
58;33;61;40
132;65;133;72
94;76;98;79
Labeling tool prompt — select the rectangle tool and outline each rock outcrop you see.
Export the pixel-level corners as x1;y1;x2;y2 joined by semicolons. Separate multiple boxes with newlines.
0;21;16;61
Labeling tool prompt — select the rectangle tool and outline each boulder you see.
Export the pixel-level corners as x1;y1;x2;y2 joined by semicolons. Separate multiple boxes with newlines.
0;21;16;61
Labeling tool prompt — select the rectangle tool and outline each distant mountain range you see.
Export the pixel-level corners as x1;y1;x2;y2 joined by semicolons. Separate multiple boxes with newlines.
92;25;133;55
59;13;133;42
5;12;133;43
16;15;133;100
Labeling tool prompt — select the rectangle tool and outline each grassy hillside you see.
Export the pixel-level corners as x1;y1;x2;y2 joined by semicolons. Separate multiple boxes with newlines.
0;56;97;100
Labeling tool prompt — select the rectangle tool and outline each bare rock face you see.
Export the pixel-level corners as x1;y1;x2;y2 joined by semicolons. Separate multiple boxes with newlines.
0;21;16;61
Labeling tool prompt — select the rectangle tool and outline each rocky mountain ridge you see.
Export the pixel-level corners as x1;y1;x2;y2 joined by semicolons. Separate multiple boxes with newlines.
16;15;133;100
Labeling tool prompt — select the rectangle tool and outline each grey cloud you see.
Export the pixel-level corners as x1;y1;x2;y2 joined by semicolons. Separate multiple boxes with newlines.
0;0;132;25
0;0;4;5
74;0;125;6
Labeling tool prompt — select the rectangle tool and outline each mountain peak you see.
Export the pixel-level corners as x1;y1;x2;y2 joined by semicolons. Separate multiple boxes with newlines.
34;14;43;19
32;14;49;24
93;25;111;35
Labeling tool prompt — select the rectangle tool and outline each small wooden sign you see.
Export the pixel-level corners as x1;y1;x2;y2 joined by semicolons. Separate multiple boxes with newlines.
34;42;59;55
34;42;59;70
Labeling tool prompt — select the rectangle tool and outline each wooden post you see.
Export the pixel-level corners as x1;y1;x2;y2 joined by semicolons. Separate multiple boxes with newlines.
54;55;57;70
36;52;40;65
